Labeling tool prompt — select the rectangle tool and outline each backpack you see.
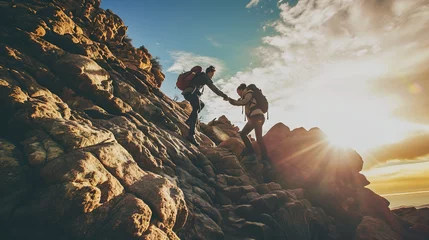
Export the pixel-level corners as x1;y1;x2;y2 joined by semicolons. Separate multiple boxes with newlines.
247;84;268;113
176;66;202;91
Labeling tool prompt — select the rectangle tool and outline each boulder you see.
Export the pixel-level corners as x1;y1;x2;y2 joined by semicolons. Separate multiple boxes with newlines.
354;216;401;240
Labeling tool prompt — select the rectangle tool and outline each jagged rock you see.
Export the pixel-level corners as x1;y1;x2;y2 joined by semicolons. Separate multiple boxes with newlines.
140;225;169;240
0;139;28;221
223;185;256;200
393;207;429;237
70;193;152;239
249;194;279;213
88;143;188;230
21;130;64;166
0;0;420;239
356;188;402;233
40;148;125;210
393;207;429;227
175;100;192;115
239;221;272;239
218;137;246;157
151;67;165;87
355;216;401;240
93;116;164;173
38;118;115;151
239;191;261;204
235;204;255;219
264;122;364;188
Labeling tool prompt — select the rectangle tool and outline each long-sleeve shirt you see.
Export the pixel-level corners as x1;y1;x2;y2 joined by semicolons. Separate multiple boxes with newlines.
229;89;264;117
181;73;227;98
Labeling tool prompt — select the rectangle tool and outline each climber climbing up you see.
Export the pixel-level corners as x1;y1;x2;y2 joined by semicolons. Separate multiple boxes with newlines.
227;83;271;169
179;65;229;146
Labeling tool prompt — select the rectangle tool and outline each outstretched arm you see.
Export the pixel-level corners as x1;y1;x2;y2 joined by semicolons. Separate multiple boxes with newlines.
207;82;228;98
229;93;252;106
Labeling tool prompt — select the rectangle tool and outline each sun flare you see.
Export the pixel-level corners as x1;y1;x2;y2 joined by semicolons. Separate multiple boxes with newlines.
327;133;352;149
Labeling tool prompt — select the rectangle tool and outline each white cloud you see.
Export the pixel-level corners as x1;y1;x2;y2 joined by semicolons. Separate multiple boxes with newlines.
198;0;429;166
167;51;226;75
246;0;260;8
206;36;222;48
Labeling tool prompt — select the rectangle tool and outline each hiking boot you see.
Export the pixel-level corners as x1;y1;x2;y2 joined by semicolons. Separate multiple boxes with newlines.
186;135;199;147
242;154;258;164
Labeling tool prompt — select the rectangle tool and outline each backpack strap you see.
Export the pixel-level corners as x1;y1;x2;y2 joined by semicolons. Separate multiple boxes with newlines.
247;91;259;117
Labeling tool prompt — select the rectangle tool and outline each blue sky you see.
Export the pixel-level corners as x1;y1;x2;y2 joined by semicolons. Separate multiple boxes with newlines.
101;0;298;97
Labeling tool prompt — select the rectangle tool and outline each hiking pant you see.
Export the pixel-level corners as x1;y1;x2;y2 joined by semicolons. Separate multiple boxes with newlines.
240;114;269;160
184;93;205;136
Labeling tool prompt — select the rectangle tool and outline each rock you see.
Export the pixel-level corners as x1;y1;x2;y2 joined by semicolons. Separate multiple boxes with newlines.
151;67;165;87
268;182;282;191
72;194;152;239
54;53;112;93
176;100;192;115
263;122;363;188
288;188;306;199
239;191;261;205
140;225;169;240
223;185;256;200
93;116;164;172
0;139;26;194
215;192;232;205
218;137;246;157
393;207;429;227
215;155;243;170
354;173;370;187
0;139;28;220
356;188;403;233
103;194;152;238
40;148;125;210
88;143;188;230
240;221;271;239
249;194;279;213
203;125;231;144
235;204;255;219
410;223;429;237
21;130;64;166
393;207;429;238
39;118;115;151
354;216;401;240
177;209;224;240
271;190;290;202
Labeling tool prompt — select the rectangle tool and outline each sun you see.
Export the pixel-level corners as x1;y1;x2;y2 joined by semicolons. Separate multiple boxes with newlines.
327;132;353;149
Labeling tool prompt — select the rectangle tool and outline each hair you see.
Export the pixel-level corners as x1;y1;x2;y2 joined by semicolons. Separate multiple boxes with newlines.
206;65;216;73
237;83;247;91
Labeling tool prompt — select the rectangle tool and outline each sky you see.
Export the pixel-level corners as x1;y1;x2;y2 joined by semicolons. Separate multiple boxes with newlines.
101;0;429;206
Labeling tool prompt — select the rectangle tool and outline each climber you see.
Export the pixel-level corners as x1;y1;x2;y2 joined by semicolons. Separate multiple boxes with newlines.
182;65;229;146
227;83;271;169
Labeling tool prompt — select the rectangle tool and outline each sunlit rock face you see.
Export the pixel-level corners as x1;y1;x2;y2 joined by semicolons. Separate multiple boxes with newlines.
0;0;428;240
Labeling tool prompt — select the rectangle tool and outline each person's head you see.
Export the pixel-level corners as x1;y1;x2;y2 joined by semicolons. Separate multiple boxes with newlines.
206;65;216;79
237;83;247;97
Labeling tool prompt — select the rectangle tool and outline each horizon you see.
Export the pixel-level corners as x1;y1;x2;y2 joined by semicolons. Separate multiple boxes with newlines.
101;0;429;208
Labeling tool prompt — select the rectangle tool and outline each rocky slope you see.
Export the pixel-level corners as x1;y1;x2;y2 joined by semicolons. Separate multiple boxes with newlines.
0;0;428;239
